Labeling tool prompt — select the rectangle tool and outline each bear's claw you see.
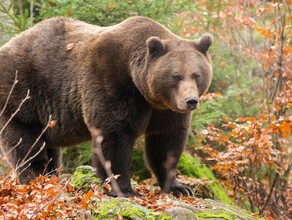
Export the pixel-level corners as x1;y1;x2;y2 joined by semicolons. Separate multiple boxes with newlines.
170;184;194;197
107;187;142;197
168;179;194;197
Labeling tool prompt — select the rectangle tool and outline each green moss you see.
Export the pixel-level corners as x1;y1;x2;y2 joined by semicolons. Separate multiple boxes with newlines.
91;198;158;220
177;153;215;180
177;153;233;204
195;212;235;220
200;199;263;220
71;165;99;190
157;214;172;220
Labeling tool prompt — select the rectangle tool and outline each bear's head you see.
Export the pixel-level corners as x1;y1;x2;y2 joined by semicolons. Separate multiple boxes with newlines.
142;34;213;113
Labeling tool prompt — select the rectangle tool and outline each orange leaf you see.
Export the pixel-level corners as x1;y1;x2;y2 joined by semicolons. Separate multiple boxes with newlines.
236;117;254;122
83;191;94;203
103;183;112;192
67;183;74;192
56;167;62;173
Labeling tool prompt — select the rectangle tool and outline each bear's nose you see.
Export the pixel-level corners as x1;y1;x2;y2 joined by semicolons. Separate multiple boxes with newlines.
185;97;198;109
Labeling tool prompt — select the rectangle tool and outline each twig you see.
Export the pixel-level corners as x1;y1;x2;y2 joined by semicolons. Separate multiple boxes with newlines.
271;10;285;104
46;166;62;177
18;115;52;168
6;138;22;155
234;174;255;212
0;89;30;135
17;162;31;177
260;172;279;214
16;142;46;172
0;71;18;117
42;158;53;176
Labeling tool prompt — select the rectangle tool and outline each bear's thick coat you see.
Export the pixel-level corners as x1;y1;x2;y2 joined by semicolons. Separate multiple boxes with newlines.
0;16;213;196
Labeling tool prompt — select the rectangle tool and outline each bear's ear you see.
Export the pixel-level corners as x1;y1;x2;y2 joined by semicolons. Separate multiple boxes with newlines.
194;34;213;54
146;37;165;57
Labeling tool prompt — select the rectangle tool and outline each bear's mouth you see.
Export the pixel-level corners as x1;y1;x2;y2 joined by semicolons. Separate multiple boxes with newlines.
174;107;196;113
174;100;199;113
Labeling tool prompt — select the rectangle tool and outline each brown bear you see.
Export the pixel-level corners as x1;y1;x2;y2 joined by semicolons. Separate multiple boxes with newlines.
0;16;213;196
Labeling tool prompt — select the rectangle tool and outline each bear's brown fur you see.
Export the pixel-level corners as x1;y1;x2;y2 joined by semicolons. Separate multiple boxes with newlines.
0;16;213;196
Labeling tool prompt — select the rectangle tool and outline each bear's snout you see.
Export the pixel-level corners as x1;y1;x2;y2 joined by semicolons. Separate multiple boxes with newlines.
185;96;199;110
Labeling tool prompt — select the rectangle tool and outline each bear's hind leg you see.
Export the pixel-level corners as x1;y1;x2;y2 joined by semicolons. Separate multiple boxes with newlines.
0;119;56;184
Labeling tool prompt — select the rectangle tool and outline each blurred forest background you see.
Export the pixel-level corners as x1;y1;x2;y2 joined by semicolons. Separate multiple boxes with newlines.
0;0;291;219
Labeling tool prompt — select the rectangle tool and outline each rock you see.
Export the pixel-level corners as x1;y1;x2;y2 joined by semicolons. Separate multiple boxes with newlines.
197;199;262;220
164;206;196;220
88;197;262;220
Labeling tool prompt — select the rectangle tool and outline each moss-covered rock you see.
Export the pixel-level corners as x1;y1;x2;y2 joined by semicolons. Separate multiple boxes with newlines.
90;197;159;220
68;165;261;220
177;153;233;204
88;197;261;220
194;199;262;220
71;165;99;190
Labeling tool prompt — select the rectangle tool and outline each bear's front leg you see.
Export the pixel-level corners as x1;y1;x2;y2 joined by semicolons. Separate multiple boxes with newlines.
86;89;151;197
91;128;140;197
145;110;194;196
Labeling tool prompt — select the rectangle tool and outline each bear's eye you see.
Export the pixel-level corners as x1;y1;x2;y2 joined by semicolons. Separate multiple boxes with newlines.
192;73;200;81
173;73;181;81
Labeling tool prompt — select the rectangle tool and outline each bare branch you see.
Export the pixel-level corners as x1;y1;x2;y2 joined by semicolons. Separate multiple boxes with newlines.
17;162;31;177
42;157;53;176
0;89;30;135
260;172;280;214
19;115;52;167
6;138;22;155
16;141;46;172
0;70;18;117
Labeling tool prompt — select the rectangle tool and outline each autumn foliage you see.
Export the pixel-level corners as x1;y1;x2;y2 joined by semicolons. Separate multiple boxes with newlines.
0;176;77;219
197;101;291;216
0;174;208;219
183;1;292;219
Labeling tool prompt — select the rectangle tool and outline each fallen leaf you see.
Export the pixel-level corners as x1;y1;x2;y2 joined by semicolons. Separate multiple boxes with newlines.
49;120;57;128
66;43;74;51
